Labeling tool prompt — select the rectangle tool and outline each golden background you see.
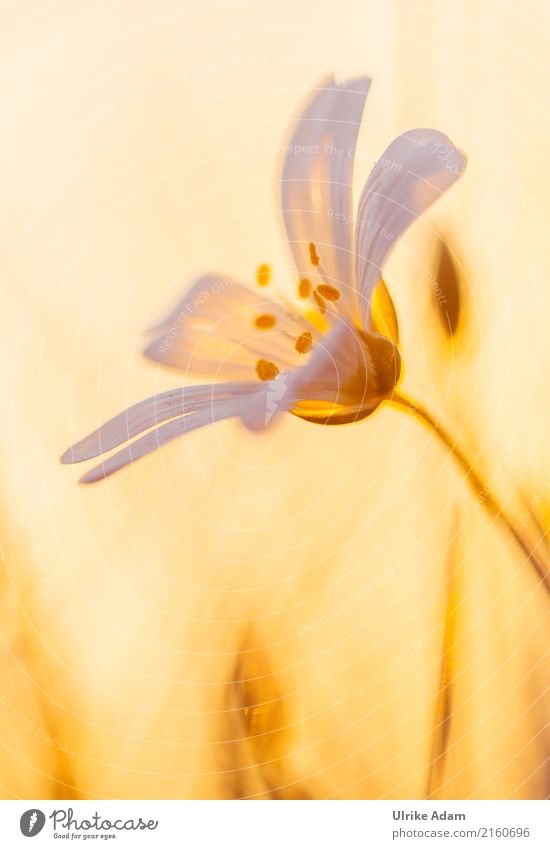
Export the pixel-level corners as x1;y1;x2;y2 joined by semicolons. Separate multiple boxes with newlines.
0;0;549;798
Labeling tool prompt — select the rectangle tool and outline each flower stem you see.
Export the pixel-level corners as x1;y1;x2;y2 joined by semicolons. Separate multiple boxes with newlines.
390;391;550;596
391;390;550;798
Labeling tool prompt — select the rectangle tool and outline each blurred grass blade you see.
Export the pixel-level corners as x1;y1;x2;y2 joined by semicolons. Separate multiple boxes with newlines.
426;540;460;799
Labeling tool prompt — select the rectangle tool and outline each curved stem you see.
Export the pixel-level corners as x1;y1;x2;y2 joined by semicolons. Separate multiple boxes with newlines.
390;390;550;799
390;391;550;596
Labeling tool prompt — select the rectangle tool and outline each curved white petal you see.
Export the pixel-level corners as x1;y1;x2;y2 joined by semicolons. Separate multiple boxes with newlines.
355;128;466;327
77;393;259;484
144;274;308;379
238;375;295;432
61;382;258;463
281;76;371;315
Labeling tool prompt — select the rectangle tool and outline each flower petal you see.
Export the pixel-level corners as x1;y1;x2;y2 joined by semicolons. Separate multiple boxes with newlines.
77;393;257;484
60;382;258;463
144;274;308;378
238;375;295;432
355;128;466;327
280;77;371;316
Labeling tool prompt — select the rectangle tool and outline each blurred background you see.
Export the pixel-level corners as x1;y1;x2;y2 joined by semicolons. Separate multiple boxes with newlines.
0;0;549;799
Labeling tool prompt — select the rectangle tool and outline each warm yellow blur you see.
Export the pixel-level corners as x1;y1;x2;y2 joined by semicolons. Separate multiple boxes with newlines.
0;0;549;799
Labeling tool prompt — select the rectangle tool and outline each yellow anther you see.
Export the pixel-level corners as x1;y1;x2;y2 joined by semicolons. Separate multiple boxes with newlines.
295;331;313;354
315;283;340;301
256;359;279;381
256;263;271;286
298;277;312;298
254;314;276;329
308;242;320;266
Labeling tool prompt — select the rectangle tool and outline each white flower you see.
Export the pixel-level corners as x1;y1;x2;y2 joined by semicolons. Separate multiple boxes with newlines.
61;76;466;483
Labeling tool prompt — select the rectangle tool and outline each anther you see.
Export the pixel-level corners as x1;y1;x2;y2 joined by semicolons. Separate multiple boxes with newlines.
315;284;340;301
298;278;312;298
313;290;326;313
256;359;279;381
308;243;320;266
256;264;271;286
254;314;276;329
295;332;313;354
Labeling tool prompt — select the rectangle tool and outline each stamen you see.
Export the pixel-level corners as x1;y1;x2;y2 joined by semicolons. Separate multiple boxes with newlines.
256;359;279;381
315;284;340;301
256;263;271;286
298;278;311;298
254;314;276;329
313;290;326;313
295;332;313;354
308;242;320;266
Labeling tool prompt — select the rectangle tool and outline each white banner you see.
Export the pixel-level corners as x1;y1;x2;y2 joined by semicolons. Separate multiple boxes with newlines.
1;800;548;848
